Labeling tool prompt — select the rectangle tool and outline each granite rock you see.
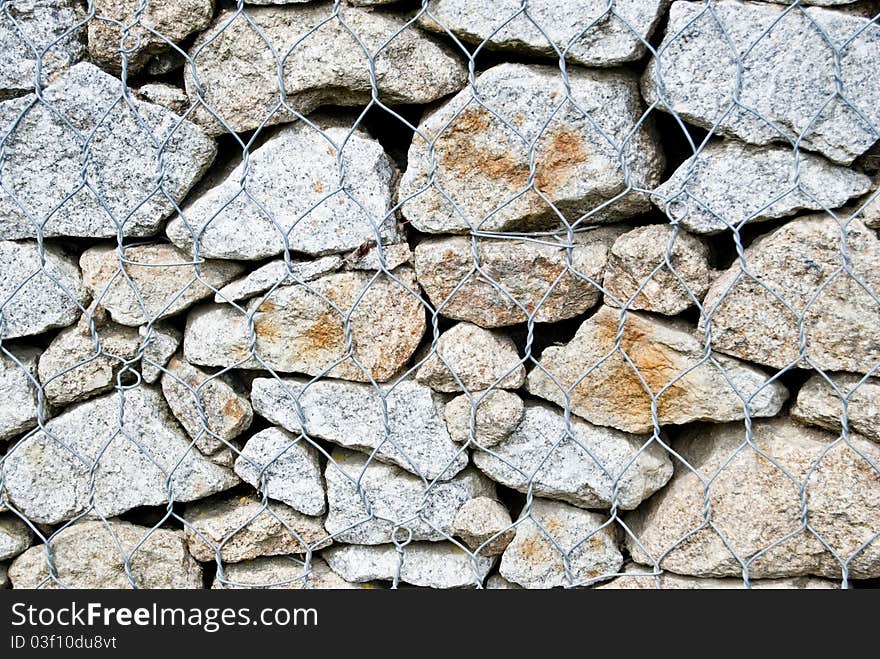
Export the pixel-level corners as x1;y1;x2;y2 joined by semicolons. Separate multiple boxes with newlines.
452;497;514;556
0;346;42;441
791;373;880;443
444;389;524;448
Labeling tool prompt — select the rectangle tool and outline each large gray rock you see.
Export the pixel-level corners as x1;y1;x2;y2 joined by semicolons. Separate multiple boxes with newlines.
9;520;202;588
0;515;32;561
419;0;667;67
167;121;401;260
135;83;190;115
0;63;216;239
184;267;426;383
444;389;524;448
324;449;494;545
499;499;622;588
473;402;673;511
323;542;494;588
643;1;880;164
214;256;342;303
452;497;514;556
185;3;467;134
213;557;362;590
626;417;880;579
251;377;468;481
0;346;41;441
400;63;664;233
0;0;85;96
701;214;880;374
597;564;838;589
791;373;880;443
1;387;238;524
654;140;871;234
527;306;788;433
139;322;181;384
0;240;88;339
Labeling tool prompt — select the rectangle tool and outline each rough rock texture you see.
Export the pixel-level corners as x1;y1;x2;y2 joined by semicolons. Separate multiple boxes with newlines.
214;256;342;303
9;520;202;588
860;192;880;229
414;229;623;328
0;515;33;561
0;63;216;239
626;417;880;579
234;427;326;516
184;493;331;563
345;242;412;271
416;322;525;392
527;306;788;433
251;377;467;480
324;449;494;544
473;402;673;510
444;390;524;448
135;83;190;115
323;542;494;588
0;240;88;339
139;322;181;384
0;346;41;441
185;3;467;134
161;357;253;454
1;387;238;524
0;563;7;589
419;0;667;67
792;373;880;443
0;0;85;96
602;224;711;315
89;0;214;74
452;497;514;556
654;140;871;234
597;564;838;589
701;214;880;374
400;64;664;233
643;1;880;164
499;499;622;588
167;121;401;260
214;557;361;590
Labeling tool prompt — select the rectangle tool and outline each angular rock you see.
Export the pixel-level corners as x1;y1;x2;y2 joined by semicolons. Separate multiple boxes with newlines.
792;373;880;444
135;83;190;115
0;515;33;561
0;63;216;239
167;120;401;260
643;1;880;164
184;493;331;563
444;390;524;448
400;63;664;233
654;140;871;234
184;267;426;382
603;224;711;315
1;387;238;524
527;306;789;433
344;241;412;271
860;191;880;229
0;240;88;339
251;377;468;480
234;427;326;516
323;542;494;588
473;402;673;510
80;243;242;327
185;3;467;134
452;497;514;556
419;0;667;67
0;346;41;441
214;256;342;303
139;322;181;383
701;214;880;374
597;564;838;589
499;499;622;588
213;557;361;590
626;417;880;579
9;520;202;588
161;357;253;454
324;449;494;545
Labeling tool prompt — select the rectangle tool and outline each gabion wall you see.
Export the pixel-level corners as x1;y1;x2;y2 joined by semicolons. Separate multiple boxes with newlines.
1;0;879;590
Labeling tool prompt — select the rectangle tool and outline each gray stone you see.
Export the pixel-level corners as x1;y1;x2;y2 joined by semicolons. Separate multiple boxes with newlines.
234;427;326;516
184;3;467;134
0;563;7;589
626;417;880;579
184;493;331;563
527;306;788;433
416;322;525;393
80;243;242;327
473;402;673;511
0;240;88;339
603;224;711;315
167;121;401;260
791;373;880;443
0;346;41;441
643;1;880;164
161;357;253;454
452;497;514;556
597;564;839;589
0;0;85;96
213;557;363;590
499;499;622;589
214;256;343;304
485;574;521;589
0;63;216;239
9;520;202;588
1;387;238;524
654;140;871;234
444;390;524;448
0;515;33;561
251;377;468;481
135;83;190;115
859;191;880;229
184;267;426;383
324;449;494;545
701;214;880;374
344;242;412;271
400;63;664;233
139;322;181;384
323;542;494;588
